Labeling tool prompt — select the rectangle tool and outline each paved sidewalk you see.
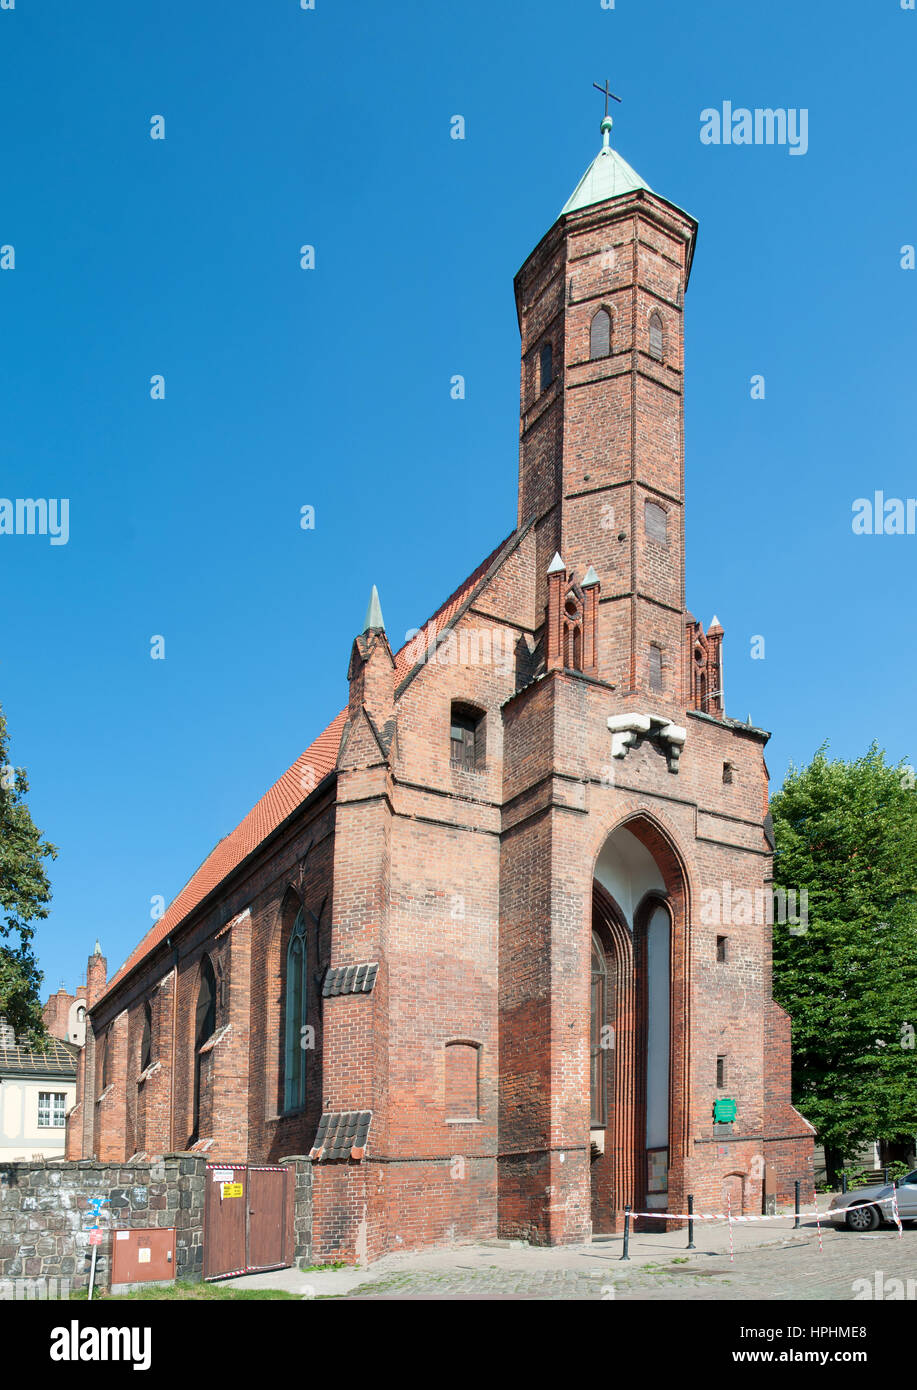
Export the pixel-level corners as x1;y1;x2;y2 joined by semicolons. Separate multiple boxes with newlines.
226;1207;917;1300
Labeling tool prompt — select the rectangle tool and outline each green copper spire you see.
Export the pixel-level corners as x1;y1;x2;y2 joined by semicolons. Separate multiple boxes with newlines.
362;585;385;634
561;114;652;216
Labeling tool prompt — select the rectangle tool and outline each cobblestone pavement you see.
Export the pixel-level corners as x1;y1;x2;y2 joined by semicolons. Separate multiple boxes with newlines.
230;1218;917;1301
333;1227;916;1300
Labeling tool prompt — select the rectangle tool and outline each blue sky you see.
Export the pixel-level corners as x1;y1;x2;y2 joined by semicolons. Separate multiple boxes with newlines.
1;0;914;994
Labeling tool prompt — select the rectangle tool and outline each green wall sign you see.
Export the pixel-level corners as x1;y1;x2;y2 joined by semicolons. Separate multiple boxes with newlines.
713;1097;737;1122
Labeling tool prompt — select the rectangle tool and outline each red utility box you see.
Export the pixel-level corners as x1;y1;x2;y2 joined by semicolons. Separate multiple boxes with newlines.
110;1227;176;1286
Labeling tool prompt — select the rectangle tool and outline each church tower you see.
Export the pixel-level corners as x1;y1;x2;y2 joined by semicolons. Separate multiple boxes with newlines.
515;112;697;708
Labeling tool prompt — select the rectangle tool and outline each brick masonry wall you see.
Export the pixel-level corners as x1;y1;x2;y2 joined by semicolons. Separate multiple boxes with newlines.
0;1154;206;1291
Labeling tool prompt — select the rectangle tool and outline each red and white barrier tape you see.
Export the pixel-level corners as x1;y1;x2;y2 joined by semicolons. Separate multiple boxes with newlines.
626;1209;809;1223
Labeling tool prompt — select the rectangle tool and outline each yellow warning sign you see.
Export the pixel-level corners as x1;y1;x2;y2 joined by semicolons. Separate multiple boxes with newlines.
221;1183;244;1199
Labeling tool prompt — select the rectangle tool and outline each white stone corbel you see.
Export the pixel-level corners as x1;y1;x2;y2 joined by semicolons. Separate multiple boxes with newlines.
606;713;687;773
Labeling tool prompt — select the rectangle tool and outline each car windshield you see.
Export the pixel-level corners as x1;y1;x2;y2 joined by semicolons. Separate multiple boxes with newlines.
903;1171;917;1185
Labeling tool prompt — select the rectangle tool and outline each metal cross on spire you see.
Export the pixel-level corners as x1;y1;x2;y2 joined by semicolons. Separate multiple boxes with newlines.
593;79;622;118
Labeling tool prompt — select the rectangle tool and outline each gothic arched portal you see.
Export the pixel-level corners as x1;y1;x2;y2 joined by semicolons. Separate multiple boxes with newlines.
589;817;688;1232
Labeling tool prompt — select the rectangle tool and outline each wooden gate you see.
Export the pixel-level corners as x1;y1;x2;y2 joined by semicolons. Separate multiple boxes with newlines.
204;1164;294;1280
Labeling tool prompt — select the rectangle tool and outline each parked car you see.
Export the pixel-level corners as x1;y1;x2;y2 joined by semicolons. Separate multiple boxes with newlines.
828;1171;917;1231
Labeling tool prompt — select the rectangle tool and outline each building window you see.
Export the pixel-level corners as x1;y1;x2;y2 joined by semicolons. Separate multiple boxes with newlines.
590;934;607;1127
98;1026;111;1093
716;1055;727;1088
37;1092;67;1128
649;644;663;692
722;762;734;784
450;704;484;772
445;1042;480;1120
539;342;553;393
590;308;611;359
716;936;728;963
191;956;217;1141
140;999;153;1072
284;911;308;1112
649;311;664;361
645;501;668;544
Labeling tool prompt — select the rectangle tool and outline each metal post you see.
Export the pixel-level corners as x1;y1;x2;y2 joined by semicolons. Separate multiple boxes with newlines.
841;1172;847;1194
87;1241;98;1302
620;1204;631;1261
794;1180;800;1229
884;1165;889;1185
687;1194;696;1249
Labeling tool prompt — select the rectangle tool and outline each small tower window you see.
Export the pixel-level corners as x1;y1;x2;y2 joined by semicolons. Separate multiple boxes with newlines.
716;936;728;963
649;644;663;692
450;703;484;772
722;762;734;784
590;308;611;360
539;342;553;393
716;1055;727;1089
645;501;668;544
649;311;664;361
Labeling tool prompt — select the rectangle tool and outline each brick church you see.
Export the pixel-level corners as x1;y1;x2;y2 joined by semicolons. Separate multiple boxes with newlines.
69;113;814;1261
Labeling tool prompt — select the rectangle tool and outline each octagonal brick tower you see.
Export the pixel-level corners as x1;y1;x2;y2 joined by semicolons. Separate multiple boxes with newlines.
515;114;697;709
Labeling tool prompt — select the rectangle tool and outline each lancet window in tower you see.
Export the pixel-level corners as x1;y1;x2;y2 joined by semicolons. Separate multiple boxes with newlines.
539;342;553;393
649;311;664;361
590;308;611;359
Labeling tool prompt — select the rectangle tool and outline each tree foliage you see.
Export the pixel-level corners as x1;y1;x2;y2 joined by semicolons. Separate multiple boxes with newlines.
0;701;56;1042
771;743;917;1170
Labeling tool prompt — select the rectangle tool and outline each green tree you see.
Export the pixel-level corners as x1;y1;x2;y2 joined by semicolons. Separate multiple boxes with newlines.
0;700;56;1043
771;744;917;1185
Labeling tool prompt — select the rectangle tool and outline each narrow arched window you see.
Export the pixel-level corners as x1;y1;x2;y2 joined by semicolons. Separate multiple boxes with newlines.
98;1026;111;1093
590;935;607;1127
196;958;216;1049
590;308;611;359
539;342;553;393
191;956;216;1141
649;311;664;361
140;999;153;1072
284;911;308;1111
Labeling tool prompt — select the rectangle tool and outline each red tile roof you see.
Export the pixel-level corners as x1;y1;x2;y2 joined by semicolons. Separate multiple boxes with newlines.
98;531;516;1004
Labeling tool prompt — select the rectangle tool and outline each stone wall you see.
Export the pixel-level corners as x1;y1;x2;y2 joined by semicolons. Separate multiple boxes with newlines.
0;1153;206;1291
280;1155;314;1266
